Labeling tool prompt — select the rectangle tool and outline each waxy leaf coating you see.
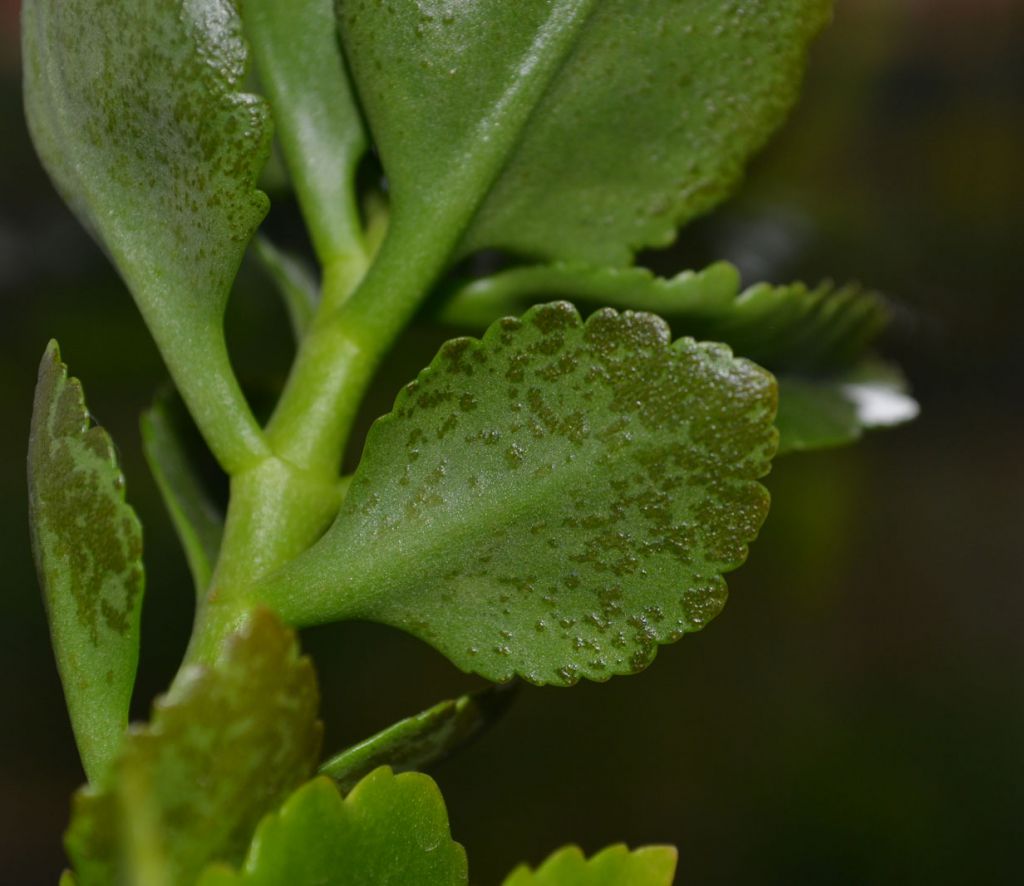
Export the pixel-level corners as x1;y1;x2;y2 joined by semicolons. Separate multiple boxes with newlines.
65;610;322;885
340;0;831;266
198;769;468;885
503;844;677;886
321;685;517;791
28;341;143;784
441;262;916;453
23;0;271;471
262;303;777;685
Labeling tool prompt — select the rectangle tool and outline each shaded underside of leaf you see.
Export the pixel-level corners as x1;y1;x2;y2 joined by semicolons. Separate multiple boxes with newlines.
503;844;677;886
141;394;225;594
198;769;468;885
262;303;777;685
65;609;322;885
440;261;917;453
340;0;832;266
28;341;143;785
22;0;271;470
321;684;518;791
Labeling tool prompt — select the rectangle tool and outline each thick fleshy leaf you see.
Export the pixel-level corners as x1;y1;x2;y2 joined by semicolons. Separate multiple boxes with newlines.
197;770;468;885
242;0;367;268
503;844;677;886
28;341;143;784
23;0;271;471
141;395;224;593
339;0;831;267
260;303;777;685
321;685;517;791
440;262;917;451
65;610;322;885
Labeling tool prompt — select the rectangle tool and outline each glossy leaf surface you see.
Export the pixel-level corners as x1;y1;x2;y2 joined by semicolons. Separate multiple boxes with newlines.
28;342;143;784
262;303;777;685
321;685;516;791
65;610;322;885
441;262;916;451
198;769;468;885
503;844;677;886
141;395;224;593
340;0;831;266
23;0;271;471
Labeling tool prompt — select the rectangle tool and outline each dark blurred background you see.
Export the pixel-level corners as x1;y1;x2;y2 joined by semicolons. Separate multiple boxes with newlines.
2;0;1022;882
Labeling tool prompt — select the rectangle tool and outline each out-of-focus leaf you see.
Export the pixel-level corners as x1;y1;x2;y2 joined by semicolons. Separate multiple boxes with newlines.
503;844;677;886
28;341;143;784
252;237;319;343
197;769;468;885
23;0;271;471
776;361;919;454
441;262;917;451
261;303;777;685
65;610;322;886
339;0;831;266
141;394;224;594
320;684;517;791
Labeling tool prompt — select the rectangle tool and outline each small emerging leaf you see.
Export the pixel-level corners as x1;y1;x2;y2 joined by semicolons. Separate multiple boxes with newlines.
261;303;777;685
141;394;224;594
441;262;916;452
28;341;143;784
198;769;468;885
321;684;517;791
65;610;322;885
23;0;271;470
503;844;677;886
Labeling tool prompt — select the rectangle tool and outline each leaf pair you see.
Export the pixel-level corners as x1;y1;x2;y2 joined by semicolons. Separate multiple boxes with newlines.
200;770;676;885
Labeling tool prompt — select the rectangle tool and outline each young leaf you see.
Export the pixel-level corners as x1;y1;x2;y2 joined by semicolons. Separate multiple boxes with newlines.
242;0;368;271
440;262;916;452
503;844;677;886
65;609;322;885
339;0;831;267
260;303;777;685
321;684;517;791
140;394;225;594
197;770;468;885
28;341;144;784
252;236;319;343
22;0;271;472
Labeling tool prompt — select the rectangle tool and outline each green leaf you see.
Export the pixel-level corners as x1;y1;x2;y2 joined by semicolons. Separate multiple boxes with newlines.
141;394;225;594
242;0;368;272
28;341;144;784
321;684;517;791
503;844;677;886
261;303;777;685
65;609;322;885
23;0;271;473
252;236;319;343
198;769;468;885
440;262;917;452
776;361;919;454
339;0;831;268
